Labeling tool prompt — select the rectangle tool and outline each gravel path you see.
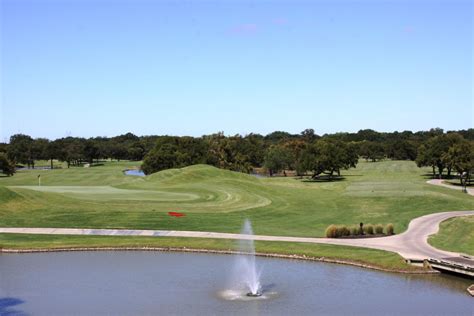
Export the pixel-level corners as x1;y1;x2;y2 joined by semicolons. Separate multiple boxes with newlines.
1;211;473;262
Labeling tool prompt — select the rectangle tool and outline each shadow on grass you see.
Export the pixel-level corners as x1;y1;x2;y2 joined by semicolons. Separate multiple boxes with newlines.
301;176;346;183
0;297;27;316
443;181;473;188
420;173;460;180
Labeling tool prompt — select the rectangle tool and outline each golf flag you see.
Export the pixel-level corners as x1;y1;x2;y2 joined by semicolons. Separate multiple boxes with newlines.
168;212;185;217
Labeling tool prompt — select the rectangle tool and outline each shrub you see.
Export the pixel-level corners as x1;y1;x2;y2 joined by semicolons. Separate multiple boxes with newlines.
325;225;338;238
374;224;384;235
364;224;374;235
350;226;359;236
337;225;350;237
386;223;394;235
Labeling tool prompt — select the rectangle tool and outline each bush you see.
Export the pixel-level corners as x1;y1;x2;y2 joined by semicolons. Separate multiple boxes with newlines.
386;223;394;235
374;224;384;235
350;226;359;236
364;224;374;235
325;225;338;238
337;225;350;237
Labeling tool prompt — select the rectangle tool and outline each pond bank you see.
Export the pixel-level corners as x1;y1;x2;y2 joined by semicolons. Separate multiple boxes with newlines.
0;246;438;275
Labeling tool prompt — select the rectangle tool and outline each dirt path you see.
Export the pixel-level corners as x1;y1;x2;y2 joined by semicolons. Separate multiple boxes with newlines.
1;211;473;262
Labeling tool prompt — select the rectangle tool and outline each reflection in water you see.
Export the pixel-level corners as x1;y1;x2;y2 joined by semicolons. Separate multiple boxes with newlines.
0;297;27;316
0;252;472;315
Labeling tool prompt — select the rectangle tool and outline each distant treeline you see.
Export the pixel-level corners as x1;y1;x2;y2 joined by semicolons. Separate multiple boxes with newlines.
0;128;473;183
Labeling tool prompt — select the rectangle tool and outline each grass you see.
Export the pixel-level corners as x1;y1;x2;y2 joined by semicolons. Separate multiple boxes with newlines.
0;233;422;272
0;160;472;271
428;215;474;256
1;160;472;236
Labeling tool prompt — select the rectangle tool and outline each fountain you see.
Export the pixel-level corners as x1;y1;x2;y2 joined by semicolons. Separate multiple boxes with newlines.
219;218;272;300
234;219;262;297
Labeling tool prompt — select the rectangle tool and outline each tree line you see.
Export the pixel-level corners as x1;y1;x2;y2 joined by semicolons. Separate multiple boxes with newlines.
1;128;473;183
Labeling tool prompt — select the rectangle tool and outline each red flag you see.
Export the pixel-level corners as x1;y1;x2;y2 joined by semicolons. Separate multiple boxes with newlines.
168;211;185;217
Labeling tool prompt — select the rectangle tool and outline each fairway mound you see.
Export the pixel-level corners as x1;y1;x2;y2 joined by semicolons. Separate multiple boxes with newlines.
135;164;272;212
146;164;260;184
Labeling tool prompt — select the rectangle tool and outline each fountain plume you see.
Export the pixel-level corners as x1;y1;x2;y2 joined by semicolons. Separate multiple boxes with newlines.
234;219;261;296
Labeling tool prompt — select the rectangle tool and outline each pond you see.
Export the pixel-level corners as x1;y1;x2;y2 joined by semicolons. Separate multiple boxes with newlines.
0;252;472;315
124;169;145;176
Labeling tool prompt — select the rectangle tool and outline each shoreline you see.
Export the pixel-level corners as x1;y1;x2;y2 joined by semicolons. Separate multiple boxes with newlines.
0;246;439;275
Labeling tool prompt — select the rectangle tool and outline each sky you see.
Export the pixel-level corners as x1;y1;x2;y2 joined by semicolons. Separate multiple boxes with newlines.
0;0;472;141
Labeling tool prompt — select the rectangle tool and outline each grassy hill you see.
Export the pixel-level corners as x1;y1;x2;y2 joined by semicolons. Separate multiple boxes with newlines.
0;160;472;237
429;215;474;256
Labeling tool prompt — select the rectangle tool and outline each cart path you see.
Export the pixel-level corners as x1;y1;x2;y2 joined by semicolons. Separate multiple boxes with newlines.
427;179;474;196
1;211;473;261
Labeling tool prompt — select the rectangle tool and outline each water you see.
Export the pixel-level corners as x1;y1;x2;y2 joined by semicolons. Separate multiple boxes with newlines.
0;251;472;315
228;219;262;298
124;169;145;176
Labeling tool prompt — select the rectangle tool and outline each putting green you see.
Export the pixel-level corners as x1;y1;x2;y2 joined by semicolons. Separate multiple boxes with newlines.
8;185;199;201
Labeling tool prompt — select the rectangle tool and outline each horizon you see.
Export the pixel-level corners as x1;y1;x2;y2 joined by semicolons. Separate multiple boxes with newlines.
1;0;472;141
2;126;472;143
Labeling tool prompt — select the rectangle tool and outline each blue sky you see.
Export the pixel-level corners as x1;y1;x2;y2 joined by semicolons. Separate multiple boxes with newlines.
1;0;472;141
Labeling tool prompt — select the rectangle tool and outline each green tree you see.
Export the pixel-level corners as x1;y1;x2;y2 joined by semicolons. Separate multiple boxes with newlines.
0;152;15;176
301;139;358;180
7;134;34;168
416;133;464;178
141;143;179;175
83;140;100;164
55;137;85;168
263;145;293;176
359;141;385;162
386;140;417;160
442;140;474;185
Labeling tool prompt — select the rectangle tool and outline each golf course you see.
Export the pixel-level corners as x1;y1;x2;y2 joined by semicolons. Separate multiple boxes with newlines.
1;160;473;271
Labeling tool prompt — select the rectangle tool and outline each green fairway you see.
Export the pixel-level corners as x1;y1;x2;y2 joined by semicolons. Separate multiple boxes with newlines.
1;160;473;271
0;160;472;237
428;215;474;256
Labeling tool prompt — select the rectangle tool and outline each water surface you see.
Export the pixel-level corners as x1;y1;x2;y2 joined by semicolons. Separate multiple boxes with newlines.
0;252;472;315
124;169;145;176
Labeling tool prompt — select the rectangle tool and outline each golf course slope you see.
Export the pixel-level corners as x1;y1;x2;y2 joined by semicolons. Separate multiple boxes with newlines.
0;160;472;272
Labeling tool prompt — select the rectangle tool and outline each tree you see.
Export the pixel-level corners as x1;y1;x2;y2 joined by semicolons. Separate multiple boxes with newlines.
0;153;15;176
281;139;307;176
263;145;293;176
0;143;8;153
386;140;417;160
141;143;179;175
442;140;474;185
141;136;208;174
300;139;358;180
301;129;319;142
264;131;295;143
128;142;145;161
45;140;61;169
83;140;100;164
55;137;85;168
204;133;254;172
359;141;385;162
416;133;464;178
7;134;34;168
32;138;50;164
